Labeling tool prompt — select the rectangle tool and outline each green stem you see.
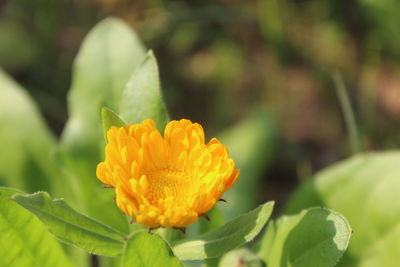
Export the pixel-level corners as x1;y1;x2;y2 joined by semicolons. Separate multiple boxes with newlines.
333;72;361;154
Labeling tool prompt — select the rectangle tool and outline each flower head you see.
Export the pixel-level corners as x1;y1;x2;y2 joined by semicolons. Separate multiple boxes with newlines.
96;119;239;228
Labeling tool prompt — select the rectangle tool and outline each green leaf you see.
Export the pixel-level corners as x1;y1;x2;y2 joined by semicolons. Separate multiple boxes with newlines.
198;207;224;235
219;248;263;267
0;69;59;193
62;17;145;160
102;106;126;140
119;50;169;129
172;201;274;260
285;152;400;266
121;231;183;267
0;187;73;267
12;191;125;256
199;208;225;267
60;17;145;233
258;207;352;267
218;108;277;220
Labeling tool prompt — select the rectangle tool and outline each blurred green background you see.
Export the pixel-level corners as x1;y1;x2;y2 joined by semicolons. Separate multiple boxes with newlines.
2;0;400;214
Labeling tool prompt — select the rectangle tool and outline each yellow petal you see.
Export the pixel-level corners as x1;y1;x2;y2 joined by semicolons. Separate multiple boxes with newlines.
96;118;239;228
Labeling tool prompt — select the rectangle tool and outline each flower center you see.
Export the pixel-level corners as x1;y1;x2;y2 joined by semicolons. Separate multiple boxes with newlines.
145;169;195;206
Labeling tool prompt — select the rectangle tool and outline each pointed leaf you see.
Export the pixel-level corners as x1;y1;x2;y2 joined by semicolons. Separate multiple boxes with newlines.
102;106;126;140
121;231;183;267
0;187;73;267
172;201;274;260
119;50;169;129
258;207;352;267
12;191;125;256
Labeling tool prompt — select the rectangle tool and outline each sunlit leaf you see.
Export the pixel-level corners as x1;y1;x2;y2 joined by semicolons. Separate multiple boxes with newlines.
12;191;125;256
258;207;351;267
286;152;400;266
119;50;169;129
172;201;274;260
62;17;145;159
121;231;182;267
0;187;73;267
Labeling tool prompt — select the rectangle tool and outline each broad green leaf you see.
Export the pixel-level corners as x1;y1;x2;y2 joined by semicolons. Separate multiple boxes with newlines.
60;17;145;233
102;106;126;140
172;201;274;260
219;248;263;267
258;207;351;267
62;16;145;161
122;231;183;267
218;108;277;220
286;152;400;266
0;187;73;267
12;191;125;256
0;69;58;193
119;50;169;129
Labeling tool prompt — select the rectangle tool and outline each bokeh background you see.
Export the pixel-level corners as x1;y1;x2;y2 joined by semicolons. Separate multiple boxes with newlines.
2;0;400;215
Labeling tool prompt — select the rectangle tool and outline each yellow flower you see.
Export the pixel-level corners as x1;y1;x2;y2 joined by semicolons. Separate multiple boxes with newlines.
96;119;239;228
